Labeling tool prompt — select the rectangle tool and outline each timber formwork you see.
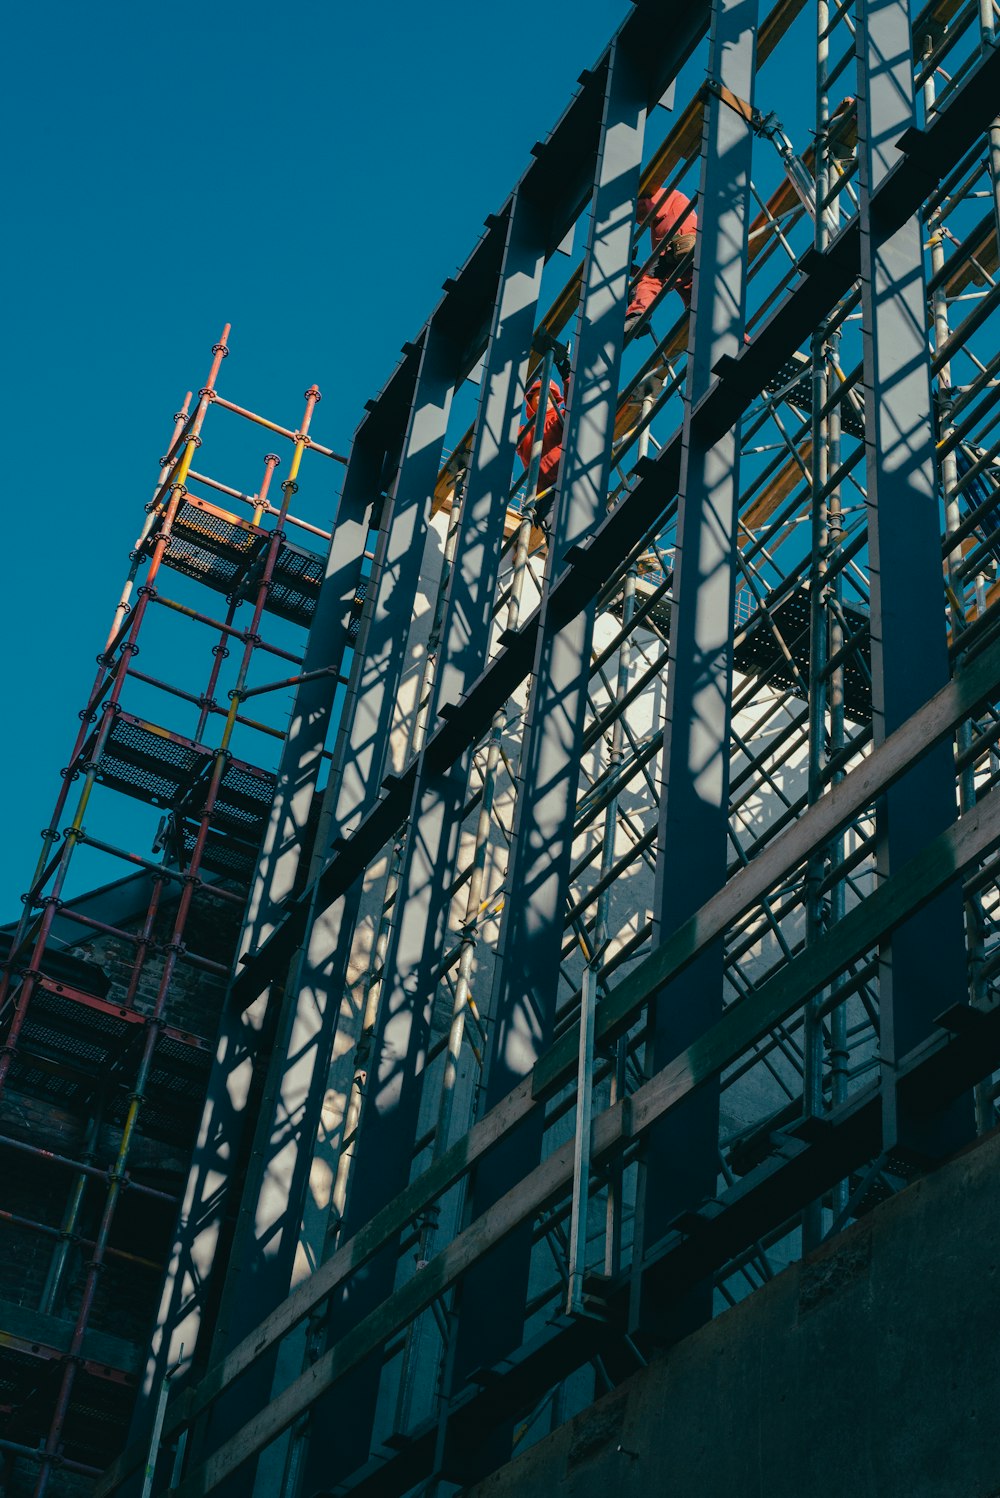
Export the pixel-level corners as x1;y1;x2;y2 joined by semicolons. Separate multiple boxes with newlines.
27;0;1000;1491
0;336;345;1495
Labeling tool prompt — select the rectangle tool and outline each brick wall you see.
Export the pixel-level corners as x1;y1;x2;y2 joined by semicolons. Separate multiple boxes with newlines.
0;881;244;1494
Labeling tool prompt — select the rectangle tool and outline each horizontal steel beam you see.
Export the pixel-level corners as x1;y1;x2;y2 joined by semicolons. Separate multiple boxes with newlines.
167;777;1000;1495
95;617;1000;1497
351;0;712;446
228;39;1000;1017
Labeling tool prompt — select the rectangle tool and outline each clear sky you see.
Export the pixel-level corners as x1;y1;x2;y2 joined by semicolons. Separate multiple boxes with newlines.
2;0;829;928
1;0;630;917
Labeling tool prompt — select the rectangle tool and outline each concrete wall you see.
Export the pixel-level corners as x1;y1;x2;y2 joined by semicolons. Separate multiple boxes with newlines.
466;1124;1000;1498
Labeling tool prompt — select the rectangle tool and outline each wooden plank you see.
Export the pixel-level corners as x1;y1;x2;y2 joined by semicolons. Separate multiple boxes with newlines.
741;440;812;531
942;214;998;299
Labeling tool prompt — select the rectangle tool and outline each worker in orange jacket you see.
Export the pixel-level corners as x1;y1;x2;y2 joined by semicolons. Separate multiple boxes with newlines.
517;376;565;493
625;187;699;337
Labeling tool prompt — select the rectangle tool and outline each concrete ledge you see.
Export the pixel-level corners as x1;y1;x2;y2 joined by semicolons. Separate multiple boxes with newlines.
467;1127;1000;1498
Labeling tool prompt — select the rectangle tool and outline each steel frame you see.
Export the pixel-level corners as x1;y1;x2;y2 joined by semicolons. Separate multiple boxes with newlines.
0;334;342;1493
35;0;1000;1492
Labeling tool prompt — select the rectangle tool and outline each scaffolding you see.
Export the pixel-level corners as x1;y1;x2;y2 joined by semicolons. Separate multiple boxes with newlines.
5;0;1000;1491
0;334;344;1494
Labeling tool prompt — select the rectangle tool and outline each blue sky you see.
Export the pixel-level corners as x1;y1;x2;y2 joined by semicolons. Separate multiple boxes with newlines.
1;1;629;917
2;0;832;927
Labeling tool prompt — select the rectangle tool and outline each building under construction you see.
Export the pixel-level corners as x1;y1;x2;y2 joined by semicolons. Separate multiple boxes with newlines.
4;0;1000;1492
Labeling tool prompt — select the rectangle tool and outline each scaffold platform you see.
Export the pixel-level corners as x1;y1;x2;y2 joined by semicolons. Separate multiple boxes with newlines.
159;493;325;627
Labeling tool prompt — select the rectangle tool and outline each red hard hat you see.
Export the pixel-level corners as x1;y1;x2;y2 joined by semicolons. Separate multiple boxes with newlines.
526;376;563;401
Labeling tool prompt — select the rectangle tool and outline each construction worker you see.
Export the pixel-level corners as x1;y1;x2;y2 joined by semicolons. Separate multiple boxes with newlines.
828;95;856;162
517;376;565;493
624;186;699;337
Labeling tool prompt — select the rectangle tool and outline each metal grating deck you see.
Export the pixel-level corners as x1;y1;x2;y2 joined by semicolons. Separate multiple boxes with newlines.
95;714;276;845
349;575;367;641
736;583;872;724
158;493;327;627
2;978;213;1138
623;578;872;724
267;539;325;626
179;826;260;880
764;349;866;441
180;819;260;885
56;1367;135;1471
159;494;263;596
213;756;276;835
175;753;277;843
95;713;211;808
0;1340;135;1468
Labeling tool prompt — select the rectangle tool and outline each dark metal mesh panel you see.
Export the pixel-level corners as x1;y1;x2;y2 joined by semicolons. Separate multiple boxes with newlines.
160;497;264;597
181;820;258;884
35;988;129;1041
210;758;276;838
159;500;263;599
7;1058;88;1103
97;715;211;808
60;1369;135;1467
348;576;367;641
267;540;325;626
173;499;259;557
763;350;866;440
736;585;872;725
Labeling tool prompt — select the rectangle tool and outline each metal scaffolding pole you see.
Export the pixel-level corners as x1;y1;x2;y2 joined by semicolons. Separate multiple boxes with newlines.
137;384;357;1430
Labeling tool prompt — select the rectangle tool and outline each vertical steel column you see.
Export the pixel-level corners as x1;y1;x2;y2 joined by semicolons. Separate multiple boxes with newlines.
977;0;1000;247
240;423;387;958
449;36;646;1446
135;412;395;1440
299;190;546;1494
186;323;461;1494
633;0;757;1344
855;0;972;1157
925;57;990;1131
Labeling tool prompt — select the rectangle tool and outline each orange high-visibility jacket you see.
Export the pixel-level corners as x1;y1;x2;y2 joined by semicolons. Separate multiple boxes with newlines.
517;379;565;487
638;187;698;250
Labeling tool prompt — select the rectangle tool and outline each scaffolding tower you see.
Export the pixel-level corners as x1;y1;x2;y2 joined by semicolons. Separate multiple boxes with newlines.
0;334;346;1494
5;0;1000;1491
